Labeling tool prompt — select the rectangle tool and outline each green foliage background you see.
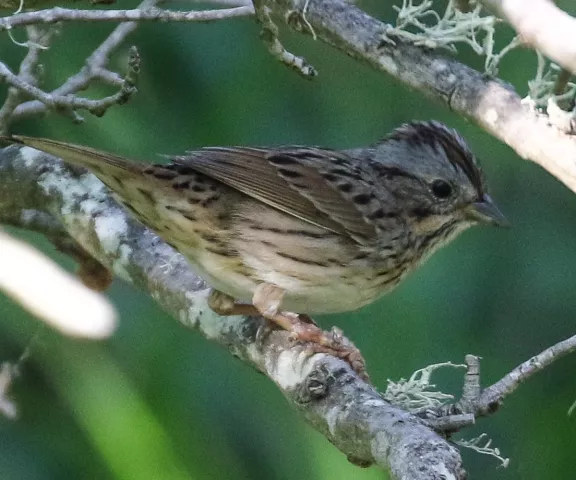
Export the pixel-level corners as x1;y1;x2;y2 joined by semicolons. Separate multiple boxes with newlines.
1;1;575;479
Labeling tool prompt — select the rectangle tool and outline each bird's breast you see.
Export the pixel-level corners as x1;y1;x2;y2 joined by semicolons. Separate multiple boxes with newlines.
230;205;409;313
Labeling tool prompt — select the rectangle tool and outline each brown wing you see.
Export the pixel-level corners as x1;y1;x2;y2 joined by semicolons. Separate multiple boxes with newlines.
6;136;379;243
168;146;377;243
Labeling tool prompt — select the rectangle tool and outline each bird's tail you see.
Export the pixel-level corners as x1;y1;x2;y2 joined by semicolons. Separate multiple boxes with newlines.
3;134;199;242
4;135;144;176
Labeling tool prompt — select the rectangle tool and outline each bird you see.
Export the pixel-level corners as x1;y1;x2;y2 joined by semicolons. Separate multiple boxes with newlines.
3;121;507;376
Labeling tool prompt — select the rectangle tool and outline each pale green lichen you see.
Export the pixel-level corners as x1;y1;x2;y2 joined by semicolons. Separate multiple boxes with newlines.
387;0;519;75
383;361;465;411
456;433;510;468
522;52;576;132
524;52;576;108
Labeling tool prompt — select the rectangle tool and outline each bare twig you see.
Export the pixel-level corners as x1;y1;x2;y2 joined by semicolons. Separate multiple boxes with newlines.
252;0;316;78
476;334;576;416
9;0;154;122
424;335;576;431
0;46;140;123
479;0;576;75
1;0;254;125
0;5;254;31
0;25;54;133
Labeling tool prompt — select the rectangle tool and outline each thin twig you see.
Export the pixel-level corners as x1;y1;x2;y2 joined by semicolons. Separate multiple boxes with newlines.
0;25;54;133
424;335;576;429
0;5;254;31
252;0;317;78
0;47;140;121
477;334;576;416
3;0;253;123
9;2;149;121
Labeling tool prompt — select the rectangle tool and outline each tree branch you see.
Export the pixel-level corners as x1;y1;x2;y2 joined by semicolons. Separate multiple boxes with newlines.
265;0;576;195
252;0;317;78
0;46;140;126
0;25;53;128
476;333;576;415
421;335;576;433
0;0;255;130
0;144;466;480
480;0;576;75
0;5;254;31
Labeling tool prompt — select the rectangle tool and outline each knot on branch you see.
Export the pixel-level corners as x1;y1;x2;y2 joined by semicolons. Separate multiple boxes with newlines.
295;362;334;403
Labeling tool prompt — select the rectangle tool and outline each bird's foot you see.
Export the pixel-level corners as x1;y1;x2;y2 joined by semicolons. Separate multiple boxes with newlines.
208;286;369;381
300;327;368;382
252;283;369;381
289;325;368;382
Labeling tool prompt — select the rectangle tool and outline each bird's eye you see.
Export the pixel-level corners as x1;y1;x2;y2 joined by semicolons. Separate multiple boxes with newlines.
431;179;453;199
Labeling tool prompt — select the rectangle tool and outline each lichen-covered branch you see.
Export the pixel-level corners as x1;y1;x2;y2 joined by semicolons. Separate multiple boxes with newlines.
0;144;465;480
266;0;576;195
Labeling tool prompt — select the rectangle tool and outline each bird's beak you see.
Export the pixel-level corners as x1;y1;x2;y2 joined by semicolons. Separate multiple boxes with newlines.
465;194;509;227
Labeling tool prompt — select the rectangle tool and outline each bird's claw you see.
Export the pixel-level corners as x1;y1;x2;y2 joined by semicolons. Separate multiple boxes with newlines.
291;324;369;382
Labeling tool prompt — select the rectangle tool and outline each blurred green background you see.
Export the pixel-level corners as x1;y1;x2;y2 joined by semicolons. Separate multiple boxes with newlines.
1;1;575;479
